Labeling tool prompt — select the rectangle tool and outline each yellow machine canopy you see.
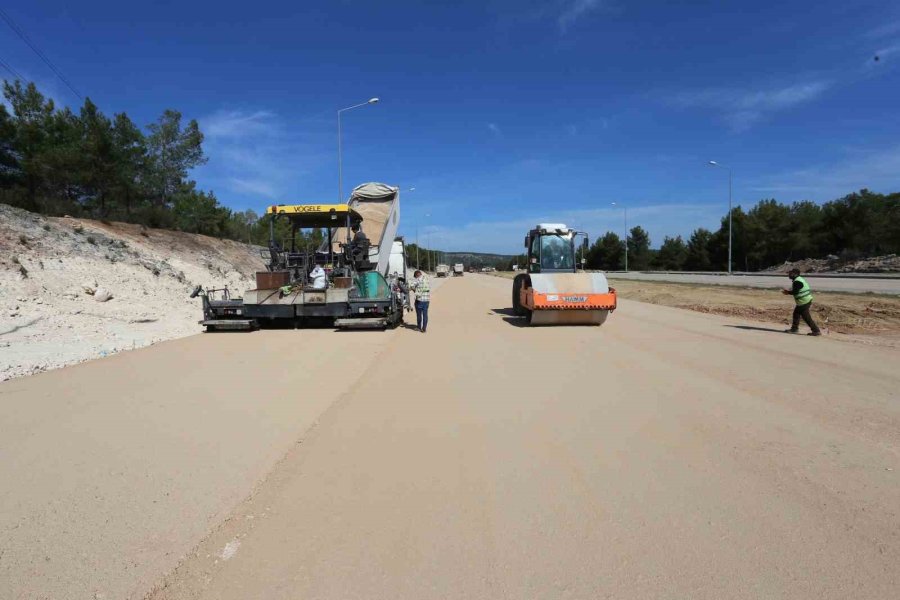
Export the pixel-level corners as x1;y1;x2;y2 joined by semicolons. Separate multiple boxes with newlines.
265;203;362;228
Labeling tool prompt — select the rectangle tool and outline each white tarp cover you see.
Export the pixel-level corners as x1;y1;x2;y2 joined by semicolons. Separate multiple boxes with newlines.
328;182;400;275
350;182;397;201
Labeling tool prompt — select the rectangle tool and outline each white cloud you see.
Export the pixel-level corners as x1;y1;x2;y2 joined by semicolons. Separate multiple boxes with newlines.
202;109;277;139
671;80;833;131
751;145;900;201
558;0;604;32
490;0;609;34
866;19;900;38
196;107;325;202
226;177;278;198
487;122;502;136
872;42;900;64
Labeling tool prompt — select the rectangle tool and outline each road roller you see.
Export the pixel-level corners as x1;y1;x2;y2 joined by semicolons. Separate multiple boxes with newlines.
512;224;617;325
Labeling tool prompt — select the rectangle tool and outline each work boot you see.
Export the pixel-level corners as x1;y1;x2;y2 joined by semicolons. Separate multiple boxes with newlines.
784;329;799;334
808;331;822;337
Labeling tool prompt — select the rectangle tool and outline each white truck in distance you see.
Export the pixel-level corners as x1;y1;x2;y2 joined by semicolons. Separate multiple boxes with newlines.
453;263;464;276
435;264;450;277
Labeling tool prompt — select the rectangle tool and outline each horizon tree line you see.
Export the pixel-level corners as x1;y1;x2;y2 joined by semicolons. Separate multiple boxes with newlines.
2;80;897;271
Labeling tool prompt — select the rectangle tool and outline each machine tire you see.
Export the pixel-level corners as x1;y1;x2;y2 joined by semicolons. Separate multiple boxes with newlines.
512;274;528;317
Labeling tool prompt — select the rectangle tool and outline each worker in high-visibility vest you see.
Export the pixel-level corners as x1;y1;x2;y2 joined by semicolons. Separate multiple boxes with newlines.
782;268;821;336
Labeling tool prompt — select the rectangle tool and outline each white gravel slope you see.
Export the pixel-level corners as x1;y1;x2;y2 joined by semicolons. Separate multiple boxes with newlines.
1;204;263;381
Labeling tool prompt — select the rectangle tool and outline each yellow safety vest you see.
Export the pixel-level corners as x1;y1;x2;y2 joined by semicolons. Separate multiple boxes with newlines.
794;276;813;305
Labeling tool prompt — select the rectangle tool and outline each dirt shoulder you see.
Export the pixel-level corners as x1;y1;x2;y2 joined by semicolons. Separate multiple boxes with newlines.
492;272;900;342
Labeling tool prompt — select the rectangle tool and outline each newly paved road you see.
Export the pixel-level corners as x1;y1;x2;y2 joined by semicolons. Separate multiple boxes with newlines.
609;271;900;294
2;275;899;599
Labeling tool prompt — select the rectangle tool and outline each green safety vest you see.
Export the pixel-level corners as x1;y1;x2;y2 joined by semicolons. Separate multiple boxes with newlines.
794;276;813;305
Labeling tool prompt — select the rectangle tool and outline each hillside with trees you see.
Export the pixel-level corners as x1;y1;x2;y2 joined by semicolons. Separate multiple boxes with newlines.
2;80;897;273
584;191;899;272
0;80;256;240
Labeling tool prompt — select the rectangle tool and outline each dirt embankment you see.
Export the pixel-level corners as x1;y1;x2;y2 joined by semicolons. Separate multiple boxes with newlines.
1;204;264;380
492;271;900;342
765;254;900;274
608;279;900;337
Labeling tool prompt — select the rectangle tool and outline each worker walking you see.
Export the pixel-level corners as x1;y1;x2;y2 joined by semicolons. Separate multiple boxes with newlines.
409;269;430;333
782;268;821;336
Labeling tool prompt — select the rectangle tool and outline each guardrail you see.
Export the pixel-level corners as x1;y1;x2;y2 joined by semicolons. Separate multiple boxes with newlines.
605;271;900;280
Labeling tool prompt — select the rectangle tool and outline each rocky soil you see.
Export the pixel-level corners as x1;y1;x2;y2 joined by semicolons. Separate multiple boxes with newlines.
765;254;900;274
1;204;264;380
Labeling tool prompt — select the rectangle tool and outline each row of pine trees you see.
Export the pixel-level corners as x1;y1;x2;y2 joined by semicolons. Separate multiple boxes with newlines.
2;80;898;271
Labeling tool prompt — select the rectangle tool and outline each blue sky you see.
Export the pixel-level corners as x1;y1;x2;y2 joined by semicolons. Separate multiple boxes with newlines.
3;0;900;252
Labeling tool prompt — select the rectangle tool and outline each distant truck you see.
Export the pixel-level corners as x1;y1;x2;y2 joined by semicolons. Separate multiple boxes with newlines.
435;264;450;277
452;263;464;276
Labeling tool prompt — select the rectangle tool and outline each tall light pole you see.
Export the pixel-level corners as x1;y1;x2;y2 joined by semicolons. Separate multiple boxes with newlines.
337;97;379;202
402;187;416;267
418;212;430;271
708;160;733;274
428;222;435;272
611;202;627;272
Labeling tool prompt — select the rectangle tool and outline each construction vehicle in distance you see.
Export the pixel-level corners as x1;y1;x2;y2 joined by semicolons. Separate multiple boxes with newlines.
194;182;408;331
453;263;464;276
435;264;450;277
512;223;617;326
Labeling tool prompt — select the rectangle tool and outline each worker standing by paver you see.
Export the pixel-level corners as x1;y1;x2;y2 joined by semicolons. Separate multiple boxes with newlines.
409;269;431;333
782;268;821;336
351;223;368;245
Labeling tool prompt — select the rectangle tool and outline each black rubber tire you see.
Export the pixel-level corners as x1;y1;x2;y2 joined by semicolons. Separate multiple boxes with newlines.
512;274;527;316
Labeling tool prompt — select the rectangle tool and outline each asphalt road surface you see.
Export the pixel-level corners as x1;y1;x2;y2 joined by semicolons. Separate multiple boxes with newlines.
2;275;899;599
609;271;900;295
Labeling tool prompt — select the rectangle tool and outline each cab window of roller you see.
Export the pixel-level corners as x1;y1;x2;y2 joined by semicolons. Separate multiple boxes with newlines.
530;235;542;272
541;235;574;270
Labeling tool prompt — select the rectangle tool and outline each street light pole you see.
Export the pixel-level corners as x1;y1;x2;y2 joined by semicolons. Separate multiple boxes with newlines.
418;212;430;271
402;187;417;268
708;161;733;274
337;97;379;202
611;202;628;272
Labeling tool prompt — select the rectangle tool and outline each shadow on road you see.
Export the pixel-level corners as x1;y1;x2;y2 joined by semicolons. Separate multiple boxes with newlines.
491;307;530;327
501;317;530;328
725;324;786;334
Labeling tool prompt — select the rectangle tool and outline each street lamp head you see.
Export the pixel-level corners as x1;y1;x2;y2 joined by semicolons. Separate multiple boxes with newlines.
708;160;718;166
368;97;379;104
610;202;617;206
